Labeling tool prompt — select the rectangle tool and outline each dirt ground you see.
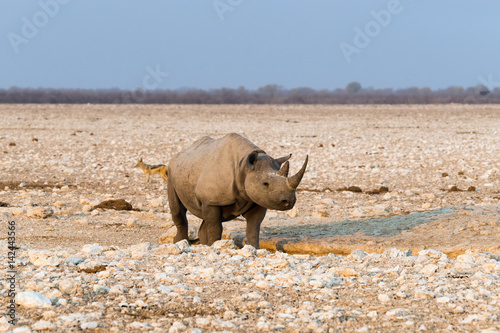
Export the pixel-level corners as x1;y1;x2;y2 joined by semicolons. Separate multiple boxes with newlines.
0;104;498;254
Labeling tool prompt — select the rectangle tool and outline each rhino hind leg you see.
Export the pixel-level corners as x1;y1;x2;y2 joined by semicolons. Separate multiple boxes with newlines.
198;220;208;245
168;184;189;243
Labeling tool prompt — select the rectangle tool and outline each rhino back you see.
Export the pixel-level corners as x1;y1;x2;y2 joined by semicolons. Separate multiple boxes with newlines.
169;134;263;210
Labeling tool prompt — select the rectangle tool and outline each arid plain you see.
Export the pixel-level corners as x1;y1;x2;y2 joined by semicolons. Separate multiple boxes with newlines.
1;104;499;332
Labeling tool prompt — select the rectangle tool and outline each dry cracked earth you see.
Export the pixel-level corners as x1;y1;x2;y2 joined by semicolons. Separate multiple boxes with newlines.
0;104;499;332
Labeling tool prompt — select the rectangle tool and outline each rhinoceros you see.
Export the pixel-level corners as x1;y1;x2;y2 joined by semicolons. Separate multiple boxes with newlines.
167;133;308;248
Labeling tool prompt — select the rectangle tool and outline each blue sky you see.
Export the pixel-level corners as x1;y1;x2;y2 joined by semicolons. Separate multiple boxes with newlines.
1;1;499;91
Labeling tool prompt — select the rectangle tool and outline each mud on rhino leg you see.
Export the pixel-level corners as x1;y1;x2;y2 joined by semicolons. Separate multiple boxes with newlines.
201;205;223;246
243;205;267;249
168;183;189;243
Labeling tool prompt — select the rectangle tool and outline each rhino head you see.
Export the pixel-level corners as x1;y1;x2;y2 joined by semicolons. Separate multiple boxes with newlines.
244;151;308;211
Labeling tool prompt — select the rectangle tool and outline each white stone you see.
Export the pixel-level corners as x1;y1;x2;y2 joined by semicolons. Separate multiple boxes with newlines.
169;284;189;293
349;249;368;260
128;322;152;330
169;321;187;333
212;239;236;250
223;310;237;320
256;321;270;330
175;239;192;253
189;329;202;333
13;328;32;333
386;308;410;317
126;219;137;227
81;244;104;256
457;254;475;263
464;290;476;300
0;317;11;333
28;250;61;267
58;280;77;294
312;210;328;218
418;249;446;260
31;320;54;331
415;290;435;299
454;262;474;272
75;218;89;225
151;244;182;255
436;296;450;304
93;285;110;294
240;245;257;257
78;260;107;273
460;314;486;324
421;264;438;276
26;207;53;219
256;281;270;289
81;322;99;330
378;294;390;303
286;207;299;218
56;298;67;306
16;291;52;308
128;242;151;253
109;284;125;294
320;198;335;205
383;248;410;258
248;292;263;299
164;266;177;275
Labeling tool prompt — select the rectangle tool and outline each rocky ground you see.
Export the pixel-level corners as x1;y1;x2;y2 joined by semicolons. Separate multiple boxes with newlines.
0;104;499;332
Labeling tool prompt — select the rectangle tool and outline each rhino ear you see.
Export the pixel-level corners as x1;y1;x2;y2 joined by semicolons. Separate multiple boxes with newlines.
276;154;292;165
246;150;260;170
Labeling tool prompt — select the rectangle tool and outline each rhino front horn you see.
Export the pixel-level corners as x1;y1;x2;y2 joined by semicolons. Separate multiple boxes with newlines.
286;155;308;190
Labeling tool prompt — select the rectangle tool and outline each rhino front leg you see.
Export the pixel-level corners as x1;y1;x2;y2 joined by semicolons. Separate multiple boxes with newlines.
243;205;267;249
201;205;223;246
168;184;189;243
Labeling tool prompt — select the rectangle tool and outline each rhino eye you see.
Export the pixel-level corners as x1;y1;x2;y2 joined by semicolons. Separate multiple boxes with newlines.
263;182;269;187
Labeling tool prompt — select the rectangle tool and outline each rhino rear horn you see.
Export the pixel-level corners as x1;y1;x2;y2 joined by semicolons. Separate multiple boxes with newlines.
286;155;308;190
277;161;289;177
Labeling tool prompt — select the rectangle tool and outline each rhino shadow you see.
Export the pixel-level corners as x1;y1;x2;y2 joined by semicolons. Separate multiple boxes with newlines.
260;207;455;240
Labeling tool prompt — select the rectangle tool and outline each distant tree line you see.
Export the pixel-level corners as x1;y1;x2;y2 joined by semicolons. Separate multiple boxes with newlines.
1;83;500;104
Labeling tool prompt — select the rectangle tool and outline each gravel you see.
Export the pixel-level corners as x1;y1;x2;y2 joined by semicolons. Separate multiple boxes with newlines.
1;240;499;332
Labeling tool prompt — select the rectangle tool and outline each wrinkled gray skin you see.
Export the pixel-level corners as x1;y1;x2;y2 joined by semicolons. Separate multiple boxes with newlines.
167;133;308;248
